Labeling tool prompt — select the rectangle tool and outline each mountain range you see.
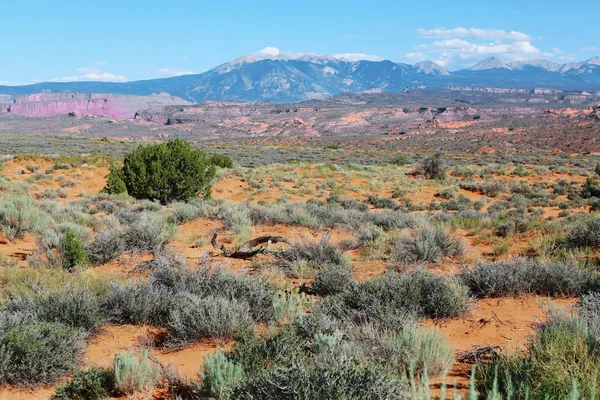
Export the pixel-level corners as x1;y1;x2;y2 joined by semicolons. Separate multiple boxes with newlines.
1;54;599;103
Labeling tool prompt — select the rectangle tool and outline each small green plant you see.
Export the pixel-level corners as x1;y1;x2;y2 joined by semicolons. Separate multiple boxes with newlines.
202;351;245;399
61;228;89;271
113;350;158;395
101;165;127;195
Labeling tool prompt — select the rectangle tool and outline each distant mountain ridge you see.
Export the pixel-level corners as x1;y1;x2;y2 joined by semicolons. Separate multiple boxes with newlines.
1;55;599;103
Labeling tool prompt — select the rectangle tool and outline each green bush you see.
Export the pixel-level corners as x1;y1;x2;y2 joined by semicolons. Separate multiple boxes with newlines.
166;294;253;344
421;152;447;180
52;366;115;400
459;258;594;298
391;153;412;166
123;211;176;254
101;165;127;195
113;350;158;395
319;270;469;326
0;321;85;386
392;226;464;266
312;264;353;296
210;153;234;169
389;325;454;379
476;311;600;399
122;138;216;204
0;195;50;239
61;228;89;271
201;351;245;399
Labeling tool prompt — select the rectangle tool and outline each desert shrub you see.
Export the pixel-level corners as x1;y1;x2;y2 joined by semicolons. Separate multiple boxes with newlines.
391;153;411;166
357;223;384;243
101;165;127;195
0;194;50;239
228;328;308;376
86;224;125;265
459;258;594;298
437;188;456;200
171;200;212;224
312;264;353;296
61;228;89;271
201;350;245;399
421;152;446;180
5;285;105;332
480;180;505;197
319;270;469;326
581;176;600;199
566;215;600;248
494;215;534;237
578;291;600;331
113;350;158;395
220;202;253;240
104;260;276;330
476;311;600;399
229;359;405;400
391;226;464;265
210;153;234;169
52;366;115;400
273;288;308;324
102;281;172;325
0;320;85;386
123;211;176;253
389;325;454;379
122;138;216;204
366;194;398;209
276;236;350;270
166;294;253;344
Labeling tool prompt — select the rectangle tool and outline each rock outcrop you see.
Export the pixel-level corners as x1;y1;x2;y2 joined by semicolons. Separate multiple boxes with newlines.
0;93;190;119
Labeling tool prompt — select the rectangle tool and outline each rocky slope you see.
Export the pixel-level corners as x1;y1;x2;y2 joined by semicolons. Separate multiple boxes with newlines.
0;93;190;118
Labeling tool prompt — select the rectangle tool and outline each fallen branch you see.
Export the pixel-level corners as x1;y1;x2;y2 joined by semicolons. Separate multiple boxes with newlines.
456;345;502;363
211;232;291;259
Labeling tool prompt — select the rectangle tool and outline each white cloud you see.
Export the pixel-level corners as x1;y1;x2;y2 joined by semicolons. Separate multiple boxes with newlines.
418;27;532;42
256;47;281;57
407;27;572;69
91;61;107;66
156;68;195;77
417;39;541;57
581;46;598;52
332;53;382;61
558;54;577;61
51;69;127;82
402;52;428;62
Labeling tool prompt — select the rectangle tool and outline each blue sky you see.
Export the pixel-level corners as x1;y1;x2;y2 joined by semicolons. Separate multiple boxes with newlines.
1;0;598;84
